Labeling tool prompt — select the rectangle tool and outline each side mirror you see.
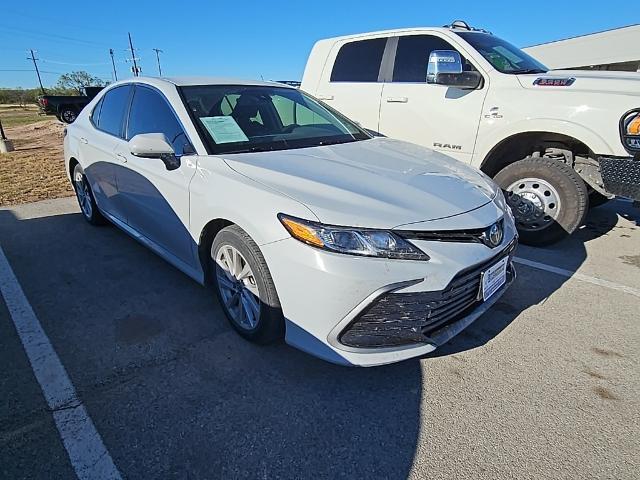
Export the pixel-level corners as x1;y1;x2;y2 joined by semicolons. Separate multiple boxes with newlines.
427;50;482;90
129;133;175;158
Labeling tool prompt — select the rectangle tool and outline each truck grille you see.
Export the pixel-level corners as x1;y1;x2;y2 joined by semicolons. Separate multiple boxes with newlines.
339;239;516;348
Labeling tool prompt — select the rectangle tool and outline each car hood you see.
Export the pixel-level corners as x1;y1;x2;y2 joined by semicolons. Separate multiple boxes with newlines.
517;70;640;96
220;138;497;229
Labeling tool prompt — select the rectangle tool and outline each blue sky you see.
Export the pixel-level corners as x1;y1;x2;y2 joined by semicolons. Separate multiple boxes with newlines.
0;0;635;88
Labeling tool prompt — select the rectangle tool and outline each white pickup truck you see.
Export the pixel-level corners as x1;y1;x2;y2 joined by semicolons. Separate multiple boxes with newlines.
301;21;640;245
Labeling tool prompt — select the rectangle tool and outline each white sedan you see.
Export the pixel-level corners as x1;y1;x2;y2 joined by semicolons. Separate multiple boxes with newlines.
64;77;517;366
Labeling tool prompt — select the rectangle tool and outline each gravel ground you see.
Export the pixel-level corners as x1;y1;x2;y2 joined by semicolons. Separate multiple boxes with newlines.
0;197;638;480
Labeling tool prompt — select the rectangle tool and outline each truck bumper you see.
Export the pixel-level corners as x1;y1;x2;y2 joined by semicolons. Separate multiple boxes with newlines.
597;155;640;201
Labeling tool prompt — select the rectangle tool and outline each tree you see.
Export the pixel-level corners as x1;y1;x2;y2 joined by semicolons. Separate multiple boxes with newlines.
56;71;106;95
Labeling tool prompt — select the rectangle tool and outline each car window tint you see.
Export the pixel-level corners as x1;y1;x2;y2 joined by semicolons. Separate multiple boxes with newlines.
127;86;189;155
392;35;475;82
90;97;103;127
272;95;331;127
330;38;387;82
98;86;131;137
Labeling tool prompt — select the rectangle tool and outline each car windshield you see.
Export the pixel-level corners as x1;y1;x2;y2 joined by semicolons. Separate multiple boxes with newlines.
456;32;548;75
180;84;370;154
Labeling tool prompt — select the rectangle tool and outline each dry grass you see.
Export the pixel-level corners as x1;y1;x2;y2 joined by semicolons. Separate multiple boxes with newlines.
0;118;74;206
0;104;49;128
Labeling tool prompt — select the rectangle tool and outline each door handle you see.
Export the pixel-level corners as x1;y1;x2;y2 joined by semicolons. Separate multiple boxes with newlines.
79;137;88;144
115;153;127;163
317;95;334;101
386;97;408;103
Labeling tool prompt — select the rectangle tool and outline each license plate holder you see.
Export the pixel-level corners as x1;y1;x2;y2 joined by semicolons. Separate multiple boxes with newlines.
481;257;508;301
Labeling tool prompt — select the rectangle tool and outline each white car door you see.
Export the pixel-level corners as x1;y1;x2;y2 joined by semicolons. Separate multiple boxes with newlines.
113;84;198;269
312;37;388;133
378;33;489;162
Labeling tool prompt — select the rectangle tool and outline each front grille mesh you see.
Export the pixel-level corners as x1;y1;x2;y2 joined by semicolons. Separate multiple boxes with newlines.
339;240;516;348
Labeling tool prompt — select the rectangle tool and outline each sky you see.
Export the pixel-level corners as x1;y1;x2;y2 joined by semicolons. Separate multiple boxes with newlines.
0;0;636;88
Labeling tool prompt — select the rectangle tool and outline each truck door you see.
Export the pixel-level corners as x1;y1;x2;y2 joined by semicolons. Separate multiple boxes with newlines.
313;37;388;133
378;34;488;163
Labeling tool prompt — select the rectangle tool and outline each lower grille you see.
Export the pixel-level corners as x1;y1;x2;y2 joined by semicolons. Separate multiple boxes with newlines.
339;240;516;348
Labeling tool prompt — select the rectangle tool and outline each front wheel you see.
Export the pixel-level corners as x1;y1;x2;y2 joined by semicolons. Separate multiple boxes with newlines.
494;157;588;246
211;225;284;344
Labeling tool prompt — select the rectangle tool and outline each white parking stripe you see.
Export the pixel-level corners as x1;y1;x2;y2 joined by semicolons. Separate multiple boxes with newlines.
514;256;640;299
0;246;122;480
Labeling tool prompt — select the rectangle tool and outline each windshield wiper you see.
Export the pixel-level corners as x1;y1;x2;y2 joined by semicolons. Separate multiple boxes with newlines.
510;68;547;74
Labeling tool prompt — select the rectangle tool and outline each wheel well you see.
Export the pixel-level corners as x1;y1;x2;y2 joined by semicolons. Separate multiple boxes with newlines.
480;132;592;177
198;218;234;284
68;157;79;179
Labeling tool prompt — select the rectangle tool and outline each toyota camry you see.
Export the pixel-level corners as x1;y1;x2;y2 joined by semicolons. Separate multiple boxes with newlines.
64;77;517;366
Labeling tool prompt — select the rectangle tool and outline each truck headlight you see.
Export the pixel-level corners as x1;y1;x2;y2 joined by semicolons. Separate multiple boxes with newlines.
278;214;430;260
621;110;640;152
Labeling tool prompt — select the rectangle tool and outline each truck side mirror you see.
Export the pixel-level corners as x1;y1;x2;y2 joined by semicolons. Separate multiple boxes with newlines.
427;50;482;90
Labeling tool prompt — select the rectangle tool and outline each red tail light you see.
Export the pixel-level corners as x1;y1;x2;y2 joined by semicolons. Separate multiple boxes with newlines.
41;98;48;106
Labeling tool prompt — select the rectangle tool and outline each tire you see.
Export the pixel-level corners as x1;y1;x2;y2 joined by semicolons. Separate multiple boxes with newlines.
588;190;612;209
59;107;78;124
211;225;284;344
494;157;589;246
72;164;106;225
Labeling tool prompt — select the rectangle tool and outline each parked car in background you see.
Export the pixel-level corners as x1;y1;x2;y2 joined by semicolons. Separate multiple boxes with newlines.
64;76;517;366
301;20;640;245
38;86;104;123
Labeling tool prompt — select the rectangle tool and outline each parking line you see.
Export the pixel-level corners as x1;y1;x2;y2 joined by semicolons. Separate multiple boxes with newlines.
514;256;640;299
0;246;122;480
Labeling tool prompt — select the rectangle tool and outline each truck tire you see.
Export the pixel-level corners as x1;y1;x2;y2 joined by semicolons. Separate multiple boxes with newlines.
494;157;588;246
59;107;78;124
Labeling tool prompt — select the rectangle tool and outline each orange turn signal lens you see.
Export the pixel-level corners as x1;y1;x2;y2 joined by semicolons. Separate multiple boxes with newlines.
627;114;640;135
279;216;324;247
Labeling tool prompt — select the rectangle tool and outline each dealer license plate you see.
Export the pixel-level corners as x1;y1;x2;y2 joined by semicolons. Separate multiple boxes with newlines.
481;257;508;301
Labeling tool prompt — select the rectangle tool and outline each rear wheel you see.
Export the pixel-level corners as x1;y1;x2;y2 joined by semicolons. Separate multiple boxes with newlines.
211;225;284;344
73;164;105;225
59;107;78;124
494;157;588;246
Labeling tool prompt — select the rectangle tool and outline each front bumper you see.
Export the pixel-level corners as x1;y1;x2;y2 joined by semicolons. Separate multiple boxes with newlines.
598;156;640;201
261;212;518;366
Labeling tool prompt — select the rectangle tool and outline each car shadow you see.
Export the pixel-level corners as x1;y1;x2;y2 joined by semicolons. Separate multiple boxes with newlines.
0;207;422;479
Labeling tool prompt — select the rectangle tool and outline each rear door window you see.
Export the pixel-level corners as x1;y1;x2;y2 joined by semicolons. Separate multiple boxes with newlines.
97;85;132;137
90;97;104;127
330;38;387;82
392;35;475;82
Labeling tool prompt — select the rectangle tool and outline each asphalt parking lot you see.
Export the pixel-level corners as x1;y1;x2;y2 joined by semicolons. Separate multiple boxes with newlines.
1;196;638;480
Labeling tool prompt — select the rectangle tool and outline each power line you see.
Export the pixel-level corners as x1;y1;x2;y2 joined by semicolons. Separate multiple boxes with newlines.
152;48;163;76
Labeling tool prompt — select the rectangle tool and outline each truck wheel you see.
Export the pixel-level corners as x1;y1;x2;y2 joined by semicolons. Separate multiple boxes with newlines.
494;157;588;246
60;107;78;124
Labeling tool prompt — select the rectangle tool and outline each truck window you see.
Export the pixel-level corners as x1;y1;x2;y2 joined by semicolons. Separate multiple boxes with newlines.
97;85;132;138
330;38;387;82
392;35;475;83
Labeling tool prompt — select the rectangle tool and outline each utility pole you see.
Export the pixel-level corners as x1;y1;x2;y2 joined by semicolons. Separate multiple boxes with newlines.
152;48;163;76
109;48;118;81
27;49;45;94
127;32;140;77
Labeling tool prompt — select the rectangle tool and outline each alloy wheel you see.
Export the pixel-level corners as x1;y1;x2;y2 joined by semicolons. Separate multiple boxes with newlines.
214;245;261;330
74;171;93;219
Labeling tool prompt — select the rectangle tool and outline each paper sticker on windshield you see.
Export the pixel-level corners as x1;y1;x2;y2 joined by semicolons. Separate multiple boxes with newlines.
200;116;249;144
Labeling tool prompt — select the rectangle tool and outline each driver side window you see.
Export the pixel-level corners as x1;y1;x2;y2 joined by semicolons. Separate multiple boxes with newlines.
392;35;476;83
127;86;190;155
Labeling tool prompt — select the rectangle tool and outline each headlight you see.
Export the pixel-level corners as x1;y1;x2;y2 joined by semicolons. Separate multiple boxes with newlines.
278;214;430;260
621;110;640;152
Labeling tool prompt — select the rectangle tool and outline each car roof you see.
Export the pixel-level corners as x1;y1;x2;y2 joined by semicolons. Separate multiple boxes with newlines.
107;76;293;89
315;26;489;43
